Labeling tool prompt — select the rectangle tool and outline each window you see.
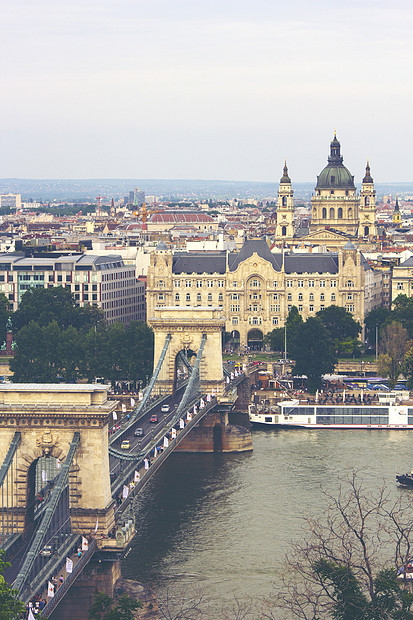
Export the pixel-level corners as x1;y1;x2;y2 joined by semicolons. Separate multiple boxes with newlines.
196;280;203;288
218;280;224;288
249;316;262;325
298;304;303;312
338;207;343;219
84;294;89;301
347;294;352;300
231;304;240;312
397;282;404;290
309;280;314;288
233;281;238;288
288;304;292;312
207;280;214;288
297;280;303;287
218;293;223;302
158;280;164;288
57;275;62;282
298;293;303;301
208;293;212;301
92;294;97;301
92;284;97;291
175;293;180;301
185;280;191;288
273;281;278;288
320;280;325;287
322;207;327;218
272;317;279;326
75;284;80;291
174;280;181;287
158;293;164;300
197;293;202;302
232;317;239;325
309;304;314;312
331;293;336;301
331;280;337;287
347;280;353;288
231;293;239;300
273;294;278;300
249;279;261;288
346;304;355;313
287;293;292;301
320;293;325;301
286;280;293;288
320;304;325;310
84;284;88;291
186;293;191;301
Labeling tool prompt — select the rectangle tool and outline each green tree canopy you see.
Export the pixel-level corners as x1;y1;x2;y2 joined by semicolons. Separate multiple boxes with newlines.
289;317;337;393
316;305;362;356
263;327;284;353
0;550;25;619
0;293;10;349
364;306;392;348
13;286;105;333
392;295;413;339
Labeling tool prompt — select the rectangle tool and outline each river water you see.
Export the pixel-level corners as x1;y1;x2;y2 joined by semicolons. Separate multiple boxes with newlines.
122;428;413;615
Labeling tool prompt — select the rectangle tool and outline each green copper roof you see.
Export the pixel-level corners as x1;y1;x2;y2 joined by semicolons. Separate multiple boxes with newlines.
316;135;355;189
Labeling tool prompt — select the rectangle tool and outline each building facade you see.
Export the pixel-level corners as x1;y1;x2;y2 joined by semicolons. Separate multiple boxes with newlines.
392;256;413;302
0;253;146;325
147;239;381;350
277;134;377;247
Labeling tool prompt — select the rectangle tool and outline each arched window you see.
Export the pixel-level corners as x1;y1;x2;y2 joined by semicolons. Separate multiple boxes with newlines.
364;226;369;237
298;293;303;301
281;226;287;236
348;207;353;218
338;207;343;219
282;196;287;207
309;293;314;301
365;196;370;206
322;207;327;218
175;293;180;302
197;293;201;302
186;293;191;302
330;207;335;219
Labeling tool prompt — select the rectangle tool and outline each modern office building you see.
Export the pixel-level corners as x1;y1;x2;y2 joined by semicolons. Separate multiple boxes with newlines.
0;253;146;325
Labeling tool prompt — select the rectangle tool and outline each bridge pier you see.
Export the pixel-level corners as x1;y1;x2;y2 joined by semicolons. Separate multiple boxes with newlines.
48;558;122;620
175;409;252;453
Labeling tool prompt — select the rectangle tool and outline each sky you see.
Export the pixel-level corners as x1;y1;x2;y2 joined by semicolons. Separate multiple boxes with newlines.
1;0;412;182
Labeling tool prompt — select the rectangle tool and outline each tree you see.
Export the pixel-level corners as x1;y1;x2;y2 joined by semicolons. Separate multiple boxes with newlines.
316;306;362;357
378;322;411;389
289;317;337;393
364;307;392;349
0;293;10;349
392;295;413;339
88;591;141;620
0;550;25;619
12;286;105;333
263;328;285;353
266;472;413;620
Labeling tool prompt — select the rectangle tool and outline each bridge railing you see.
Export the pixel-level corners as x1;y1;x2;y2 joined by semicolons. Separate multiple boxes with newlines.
40;536;98;617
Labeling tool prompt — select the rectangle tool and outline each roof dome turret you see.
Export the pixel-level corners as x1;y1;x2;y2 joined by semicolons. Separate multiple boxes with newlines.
280;161;291;184
363;161;374;183
316;133;355;190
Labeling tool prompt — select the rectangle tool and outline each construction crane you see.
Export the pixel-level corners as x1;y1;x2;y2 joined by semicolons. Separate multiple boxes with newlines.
95;194;107;217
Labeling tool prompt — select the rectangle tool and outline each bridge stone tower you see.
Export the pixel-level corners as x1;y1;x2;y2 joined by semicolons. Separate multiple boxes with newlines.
0;384;117;537
149;306;226;397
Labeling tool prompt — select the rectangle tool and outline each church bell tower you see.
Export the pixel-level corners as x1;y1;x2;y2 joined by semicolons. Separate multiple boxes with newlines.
275;162;294;240
358;161;377;239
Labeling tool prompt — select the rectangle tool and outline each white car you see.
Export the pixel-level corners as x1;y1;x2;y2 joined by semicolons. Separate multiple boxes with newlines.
161;404;170;413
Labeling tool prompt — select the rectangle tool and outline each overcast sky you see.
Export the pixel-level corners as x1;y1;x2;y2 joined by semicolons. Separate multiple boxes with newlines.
1;0;412;182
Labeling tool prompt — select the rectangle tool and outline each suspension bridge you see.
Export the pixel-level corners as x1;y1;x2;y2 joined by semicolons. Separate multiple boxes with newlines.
0;306;253;619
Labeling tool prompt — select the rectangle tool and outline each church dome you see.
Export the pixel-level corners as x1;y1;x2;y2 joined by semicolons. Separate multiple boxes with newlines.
316;134;355;190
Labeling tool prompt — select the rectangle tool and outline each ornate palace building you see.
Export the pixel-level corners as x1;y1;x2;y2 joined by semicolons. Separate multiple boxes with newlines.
147;238;382;350
277;134;377;248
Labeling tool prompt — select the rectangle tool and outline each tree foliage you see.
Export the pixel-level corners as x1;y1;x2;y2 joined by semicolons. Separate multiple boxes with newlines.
267;471;413;620
88;591;141;620
378;322;411;389
0;550;25;619
316;305;362;357
290;317;337;393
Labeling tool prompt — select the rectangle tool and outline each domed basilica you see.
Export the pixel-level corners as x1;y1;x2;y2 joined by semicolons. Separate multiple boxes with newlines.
275;133;377;248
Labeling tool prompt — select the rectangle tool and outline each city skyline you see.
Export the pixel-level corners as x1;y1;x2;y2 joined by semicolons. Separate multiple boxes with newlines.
1;0;412;182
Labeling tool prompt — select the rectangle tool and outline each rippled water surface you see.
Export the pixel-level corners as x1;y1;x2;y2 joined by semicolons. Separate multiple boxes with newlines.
122;428;413;611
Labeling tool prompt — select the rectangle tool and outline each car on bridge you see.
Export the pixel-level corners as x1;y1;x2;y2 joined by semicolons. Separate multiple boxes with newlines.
121;440;130;450
134;427;144;437
150;414;158;423
161;404;170;413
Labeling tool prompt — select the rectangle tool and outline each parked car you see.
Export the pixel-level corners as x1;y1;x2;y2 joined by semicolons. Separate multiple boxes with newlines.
134;427;144;437
150;414;158;423
161;404;170;413
121;440;130;450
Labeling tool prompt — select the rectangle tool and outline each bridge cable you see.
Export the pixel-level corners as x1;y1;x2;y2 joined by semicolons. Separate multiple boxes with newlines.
13;432;81;596
0;432;21;488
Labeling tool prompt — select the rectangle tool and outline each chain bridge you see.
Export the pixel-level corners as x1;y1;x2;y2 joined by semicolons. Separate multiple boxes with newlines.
0;307;254;619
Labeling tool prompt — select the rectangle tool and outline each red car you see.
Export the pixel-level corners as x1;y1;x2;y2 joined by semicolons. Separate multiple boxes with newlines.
150;414;158;423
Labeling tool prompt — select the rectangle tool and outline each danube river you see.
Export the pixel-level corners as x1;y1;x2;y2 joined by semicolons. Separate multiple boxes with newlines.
122;428;413;614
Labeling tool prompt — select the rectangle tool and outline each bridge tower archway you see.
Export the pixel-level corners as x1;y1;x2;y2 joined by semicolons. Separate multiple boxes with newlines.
0;384;117;537
149;306;226;397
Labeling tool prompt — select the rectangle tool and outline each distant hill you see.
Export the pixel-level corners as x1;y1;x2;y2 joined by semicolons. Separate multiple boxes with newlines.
0;178;412;202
